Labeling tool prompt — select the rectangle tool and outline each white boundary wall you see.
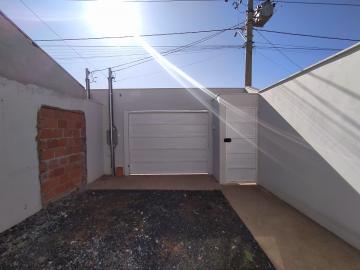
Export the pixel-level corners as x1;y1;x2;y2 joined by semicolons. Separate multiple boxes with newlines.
0;76;104;233
92;88;245;175
257;43;360;249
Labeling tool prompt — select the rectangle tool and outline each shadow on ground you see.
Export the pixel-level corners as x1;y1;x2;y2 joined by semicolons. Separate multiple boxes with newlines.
0;190;274;270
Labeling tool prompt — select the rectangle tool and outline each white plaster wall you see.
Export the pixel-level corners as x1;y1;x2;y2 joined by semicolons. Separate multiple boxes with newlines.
258;44;360;249
92;88;245;174
0;12;85;98
0;76;104;233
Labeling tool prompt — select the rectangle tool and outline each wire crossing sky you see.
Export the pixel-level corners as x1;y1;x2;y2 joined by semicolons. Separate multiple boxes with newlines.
1;0;359;89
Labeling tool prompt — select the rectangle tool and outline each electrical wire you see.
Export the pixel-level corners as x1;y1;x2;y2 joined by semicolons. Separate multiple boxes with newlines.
112;30;228;72
72;0;360;6
89;26;234;73
256;46;341;52
33;26;240;42
255;29;303;69
70;0;223;2
256;29;360;42
51;44;341;60
18;0;107;78
271;1;360;7
53;46;242;60
114;50;230;83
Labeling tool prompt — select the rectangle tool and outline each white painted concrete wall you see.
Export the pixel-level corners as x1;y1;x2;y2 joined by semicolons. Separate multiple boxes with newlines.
91;88;245;174
0;12;85;98
0;75;104;233
257;43;360;249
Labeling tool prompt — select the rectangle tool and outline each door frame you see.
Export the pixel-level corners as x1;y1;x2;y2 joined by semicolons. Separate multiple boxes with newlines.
123;110;212;176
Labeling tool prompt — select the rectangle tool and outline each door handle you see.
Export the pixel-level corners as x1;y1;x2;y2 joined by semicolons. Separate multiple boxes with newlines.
224;138;232;143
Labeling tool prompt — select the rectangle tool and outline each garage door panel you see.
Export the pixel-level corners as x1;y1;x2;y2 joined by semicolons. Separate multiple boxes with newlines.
130;149;207;163
130;137;208;150
128;111;209;175
131;162;208;174
130;124;208;138
130;112;208;125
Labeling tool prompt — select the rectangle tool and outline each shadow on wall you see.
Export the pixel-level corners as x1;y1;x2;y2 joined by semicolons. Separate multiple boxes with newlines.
308;72;360;101
257;96;360;249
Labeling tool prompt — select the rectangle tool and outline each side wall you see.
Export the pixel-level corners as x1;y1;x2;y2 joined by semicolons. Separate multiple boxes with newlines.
0;12;85;98
92;88;245;174
0;76;104;233
258;44;360;249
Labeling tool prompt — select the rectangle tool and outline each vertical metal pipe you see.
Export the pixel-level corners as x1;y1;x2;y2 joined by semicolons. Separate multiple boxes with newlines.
85;68;91;99
108;68;116;176
245;0;254;87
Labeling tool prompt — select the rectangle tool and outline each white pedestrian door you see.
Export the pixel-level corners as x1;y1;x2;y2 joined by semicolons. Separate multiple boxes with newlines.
224;105;257;182
127;111;210;175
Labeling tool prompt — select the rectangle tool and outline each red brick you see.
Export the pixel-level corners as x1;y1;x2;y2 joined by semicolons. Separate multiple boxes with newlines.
58;119;67;128
39;162;47;173
39;108;55;119
54;147;66;157
59;156;69;165
40;149;54;160
48;167;65;178
48;159;59;170
38;129;62;139
69;154;83;163
38;118;59;129
37;106;86;205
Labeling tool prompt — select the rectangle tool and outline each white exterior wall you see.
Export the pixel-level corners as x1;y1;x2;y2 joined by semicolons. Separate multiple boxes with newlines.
0;76;104;233
0;12;85;98
92;88;245;174
257;44;360;249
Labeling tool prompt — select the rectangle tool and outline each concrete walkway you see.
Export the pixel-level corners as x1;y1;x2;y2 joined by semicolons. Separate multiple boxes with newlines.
88;175;360;270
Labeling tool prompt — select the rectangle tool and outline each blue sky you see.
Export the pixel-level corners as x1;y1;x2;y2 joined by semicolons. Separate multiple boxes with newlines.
1;0;359;89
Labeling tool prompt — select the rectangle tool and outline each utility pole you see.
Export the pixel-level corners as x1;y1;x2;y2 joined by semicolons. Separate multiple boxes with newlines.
245;0;254;87
108;68;116;176
85;68;91;99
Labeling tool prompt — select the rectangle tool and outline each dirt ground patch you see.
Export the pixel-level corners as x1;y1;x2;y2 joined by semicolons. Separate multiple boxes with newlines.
0;190;274;269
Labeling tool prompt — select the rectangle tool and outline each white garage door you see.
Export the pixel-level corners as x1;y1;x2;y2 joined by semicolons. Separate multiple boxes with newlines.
127;111;210;175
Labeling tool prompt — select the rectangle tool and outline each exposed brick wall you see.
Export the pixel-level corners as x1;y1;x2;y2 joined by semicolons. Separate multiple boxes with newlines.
37;106;86;205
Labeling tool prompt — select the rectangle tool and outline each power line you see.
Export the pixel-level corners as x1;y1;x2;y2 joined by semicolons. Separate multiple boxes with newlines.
255;29;303;69
115;50;230;83
256;28;360;42
18;0;87;65
123;0;221;1
50;43;342;59
272;1;360;7
41;42;343;50
71;0;222;2
18;0;107;78
255;48;293;73
41;44;241;48
73;0;360;6
32;26;360;43
256;46;341;52
33;26;240;42
53;46;242;60
111;29;230;72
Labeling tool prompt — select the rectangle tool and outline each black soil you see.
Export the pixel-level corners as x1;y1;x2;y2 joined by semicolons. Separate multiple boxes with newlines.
0;190;275;270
